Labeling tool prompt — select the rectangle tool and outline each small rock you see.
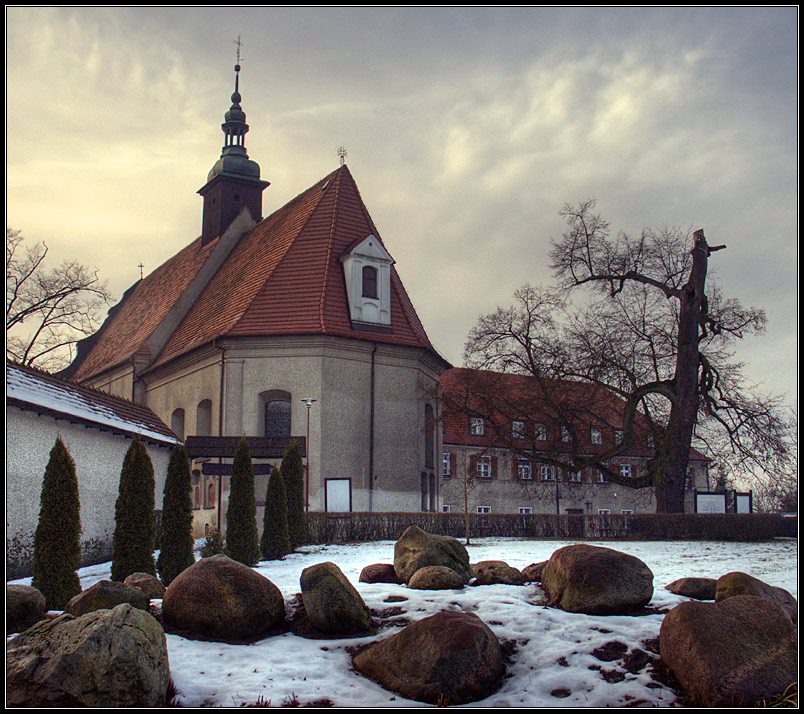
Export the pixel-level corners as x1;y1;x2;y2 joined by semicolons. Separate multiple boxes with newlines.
359;563;400;585
408;565;466;590
715;572;797;621
6;584;47;634
66;580;150;617
124;572;166;599
665;577;718;600
521;561;547;582
471;560;524;586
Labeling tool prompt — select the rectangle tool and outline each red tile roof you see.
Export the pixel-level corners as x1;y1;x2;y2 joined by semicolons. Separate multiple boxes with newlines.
441;367;709;462
67;166;445;380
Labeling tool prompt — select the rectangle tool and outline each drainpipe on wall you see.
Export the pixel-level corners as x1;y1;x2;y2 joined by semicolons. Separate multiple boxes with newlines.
216;340;226;533
368;342;377;512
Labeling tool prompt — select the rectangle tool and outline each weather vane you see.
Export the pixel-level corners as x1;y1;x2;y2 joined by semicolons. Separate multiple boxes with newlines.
338;146;347;166
234;35;243;65
138;262;144;280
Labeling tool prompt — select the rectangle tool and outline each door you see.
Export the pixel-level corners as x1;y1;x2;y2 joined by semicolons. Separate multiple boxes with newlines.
325;478;352;512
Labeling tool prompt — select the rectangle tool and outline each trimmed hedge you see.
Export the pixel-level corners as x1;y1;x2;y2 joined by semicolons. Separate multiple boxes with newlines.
306;511;792;545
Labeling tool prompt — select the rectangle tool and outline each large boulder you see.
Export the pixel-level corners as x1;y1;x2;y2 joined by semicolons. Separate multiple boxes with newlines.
6;603;170;707
665;577;718;600
359;563;401;585
65;580;150;617
124;572;166;599
6;584;47;635
541;544;654;615
162;554;284;641
408;565;467;590
715;572;797;621
300;561;370;635
659;595;797;707
353;610;504;705
471;560;524;586
393;526;472;585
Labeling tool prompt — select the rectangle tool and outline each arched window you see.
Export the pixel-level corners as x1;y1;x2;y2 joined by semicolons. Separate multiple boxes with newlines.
196;399;212;436
362;265;378;299
170;408;185;441
261;391;292;439
207;481;217;508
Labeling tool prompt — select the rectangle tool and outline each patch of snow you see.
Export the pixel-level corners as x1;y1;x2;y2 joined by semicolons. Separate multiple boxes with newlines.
9;537;797;707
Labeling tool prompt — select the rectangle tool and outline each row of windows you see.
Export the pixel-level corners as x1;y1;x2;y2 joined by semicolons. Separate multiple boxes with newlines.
442;452;631;482
442;505;635;515
467;417;654;449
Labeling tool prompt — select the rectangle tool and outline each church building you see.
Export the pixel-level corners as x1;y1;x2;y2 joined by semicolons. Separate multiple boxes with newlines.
61;62;451;532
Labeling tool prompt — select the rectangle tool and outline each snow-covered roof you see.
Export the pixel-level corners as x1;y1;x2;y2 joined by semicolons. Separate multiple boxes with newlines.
7;360;179;446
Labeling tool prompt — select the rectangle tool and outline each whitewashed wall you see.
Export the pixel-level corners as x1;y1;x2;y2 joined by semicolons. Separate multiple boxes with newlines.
7;406;172;576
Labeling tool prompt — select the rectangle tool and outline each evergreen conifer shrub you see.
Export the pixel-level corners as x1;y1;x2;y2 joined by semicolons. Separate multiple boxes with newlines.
111;437;156;581
282;440;308;549
261;466;291;560
32;437;82;610
157;444;196;585
200;527;225;558
224;437;261;566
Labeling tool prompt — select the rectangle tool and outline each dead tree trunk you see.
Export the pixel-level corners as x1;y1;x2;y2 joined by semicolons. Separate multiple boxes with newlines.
653;230;712;512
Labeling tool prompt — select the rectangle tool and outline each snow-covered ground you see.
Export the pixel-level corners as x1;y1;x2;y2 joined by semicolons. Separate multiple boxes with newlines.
10;537;797;708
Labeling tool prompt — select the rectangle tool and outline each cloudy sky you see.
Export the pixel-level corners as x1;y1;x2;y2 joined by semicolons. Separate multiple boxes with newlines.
6;7;798;406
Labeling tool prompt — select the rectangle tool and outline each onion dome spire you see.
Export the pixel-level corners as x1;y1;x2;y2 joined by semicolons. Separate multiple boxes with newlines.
198;42;269;246
207;62;263;183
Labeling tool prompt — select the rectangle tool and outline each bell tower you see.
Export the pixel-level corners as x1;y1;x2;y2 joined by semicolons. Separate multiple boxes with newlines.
198;55;269;245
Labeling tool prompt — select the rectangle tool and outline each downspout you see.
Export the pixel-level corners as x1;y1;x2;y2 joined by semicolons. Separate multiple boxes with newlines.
216;341;226;532
368;342;377;512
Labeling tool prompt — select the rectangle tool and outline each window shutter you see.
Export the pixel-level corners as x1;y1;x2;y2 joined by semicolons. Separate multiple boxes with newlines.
449;452;457;476
491;456;498;479
512;457;518;476
469;454;477;475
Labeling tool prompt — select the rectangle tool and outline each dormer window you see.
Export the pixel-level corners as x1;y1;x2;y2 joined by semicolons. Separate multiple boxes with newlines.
362;266;378;299
341;234;394;326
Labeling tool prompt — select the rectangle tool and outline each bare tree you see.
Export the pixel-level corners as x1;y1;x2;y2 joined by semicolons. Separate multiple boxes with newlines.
6;228;113;371
462;201;787;513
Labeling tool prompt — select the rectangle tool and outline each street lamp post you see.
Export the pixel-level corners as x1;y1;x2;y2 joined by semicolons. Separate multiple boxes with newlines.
301;398;316;511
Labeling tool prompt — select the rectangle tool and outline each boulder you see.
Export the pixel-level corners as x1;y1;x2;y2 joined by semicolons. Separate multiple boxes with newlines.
665;577;718;600
65;580;150;617
521;561;547;583
659;595;797;707
393;526;472;585
353;610;504;705
359;563;401;585
715;572;797;621
408;565;467;590
471;560;524;586
6;603;170;707
300;561;370;635
124;572;166;599
541;544;653;615
162;554;284;641
6;584;47;634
